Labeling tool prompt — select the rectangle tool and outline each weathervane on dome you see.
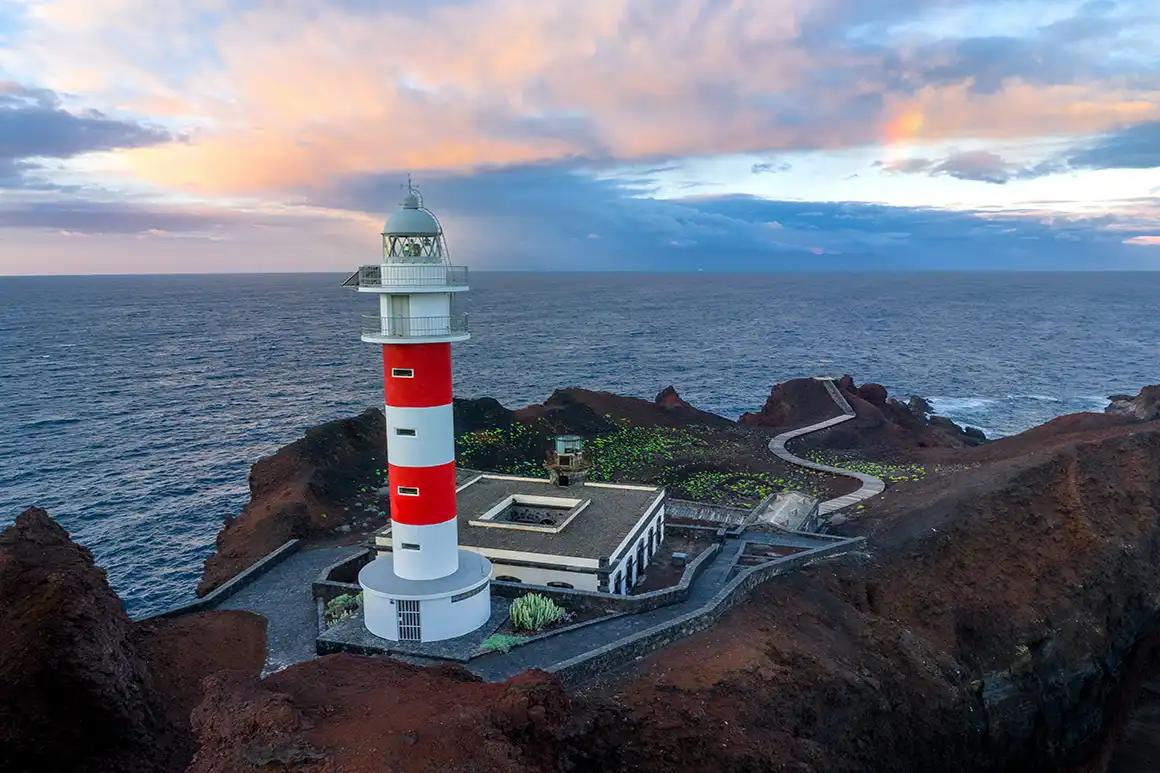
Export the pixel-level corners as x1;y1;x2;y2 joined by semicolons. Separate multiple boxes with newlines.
401;173;423;207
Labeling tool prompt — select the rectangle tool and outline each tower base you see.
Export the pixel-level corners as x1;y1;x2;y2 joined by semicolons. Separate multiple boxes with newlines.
358;550;492;643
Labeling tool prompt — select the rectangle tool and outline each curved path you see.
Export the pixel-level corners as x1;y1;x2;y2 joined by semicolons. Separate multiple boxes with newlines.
768;377;885;515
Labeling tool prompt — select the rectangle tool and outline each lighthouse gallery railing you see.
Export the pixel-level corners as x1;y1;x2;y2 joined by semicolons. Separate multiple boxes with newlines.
362;314;469;338
351;264;468;288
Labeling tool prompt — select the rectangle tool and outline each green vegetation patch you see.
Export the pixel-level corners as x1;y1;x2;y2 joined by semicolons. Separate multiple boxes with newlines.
324;592;363;626
802;452;928;484
672;468;839;504
480;633;525;654
586;422;708;481
457;422;548;477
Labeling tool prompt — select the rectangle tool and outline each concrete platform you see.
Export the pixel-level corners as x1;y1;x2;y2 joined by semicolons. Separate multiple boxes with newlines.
318;595;510;662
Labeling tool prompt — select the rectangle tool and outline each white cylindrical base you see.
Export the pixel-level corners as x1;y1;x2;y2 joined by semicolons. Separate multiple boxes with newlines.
359;550;492;643
390;519;460;580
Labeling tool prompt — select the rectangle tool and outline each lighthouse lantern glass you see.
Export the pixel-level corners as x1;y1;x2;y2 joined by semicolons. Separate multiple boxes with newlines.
383;234;444;264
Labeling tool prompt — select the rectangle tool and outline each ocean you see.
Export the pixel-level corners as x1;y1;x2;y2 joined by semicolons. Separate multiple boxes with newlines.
1;271;1157;616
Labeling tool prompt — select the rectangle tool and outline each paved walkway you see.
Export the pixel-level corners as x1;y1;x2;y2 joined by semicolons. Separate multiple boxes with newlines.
768;377;885;515
211;545;363;675
469;540;747;681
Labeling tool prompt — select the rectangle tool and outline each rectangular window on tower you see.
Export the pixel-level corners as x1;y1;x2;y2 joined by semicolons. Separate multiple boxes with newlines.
399;542;420;551
391;368;414;378
397;486;419;496
395;428;417;437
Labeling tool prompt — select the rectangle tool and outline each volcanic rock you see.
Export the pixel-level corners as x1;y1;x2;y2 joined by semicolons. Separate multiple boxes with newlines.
453;396;517;434
1106;385;1160;421
134;610;268;735
569;421;1160;772
197;408;385;596
187;654;569;773
741;376;986;453
0;508;178;773
739;377;845;430
856;382;889;407
656;385;691;409
519;386;730;430
909;395;935;417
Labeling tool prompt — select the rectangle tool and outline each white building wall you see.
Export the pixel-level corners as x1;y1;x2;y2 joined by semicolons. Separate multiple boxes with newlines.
392;519;460;579
407;293;450;318
605;508;667;594
490;563;600;591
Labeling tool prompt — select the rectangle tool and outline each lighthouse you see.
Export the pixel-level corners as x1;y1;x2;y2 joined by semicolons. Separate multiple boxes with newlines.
345;180;492;643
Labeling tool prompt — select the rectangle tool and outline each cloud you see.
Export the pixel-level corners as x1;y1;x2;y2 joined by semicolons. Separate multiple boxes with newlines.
0;80;170;187
2;160;1156;273
751;160;793;174
1125;235;1160;246
1066;120;1160;171
2;0;1152;196
880;150;1066;184
303;163;1151;270
0;0;1158;274
0;197;377;238
885;118;1160;185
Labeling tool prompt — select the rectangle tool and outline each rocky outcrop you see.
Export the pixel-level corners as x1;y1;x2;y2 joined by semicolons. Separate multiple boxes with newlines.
565;422;1160;772
134;610;268;737
655;385;689;408
453;396;518;434
1107;385;1160;421
197;408;386;596
739;377;844;429
0;508;179;773
741;376;987;453
186;655;569;773
517;386;731;430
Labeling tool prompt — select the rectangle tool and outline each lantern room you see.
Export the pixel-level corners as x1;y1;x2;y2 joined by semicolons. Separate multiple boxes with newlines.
381;187;448;264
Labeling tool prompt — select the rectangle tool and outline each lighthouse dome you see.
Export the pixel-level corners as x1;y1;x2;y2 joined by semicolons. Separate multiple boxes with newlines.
382;190;441;236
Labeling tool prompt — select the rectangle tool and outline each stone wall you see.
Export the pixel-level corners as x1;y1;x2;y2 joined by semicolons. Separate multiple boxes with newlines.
546;536;866;686
311;549;374;608
136;539;301;621
667;498;754;527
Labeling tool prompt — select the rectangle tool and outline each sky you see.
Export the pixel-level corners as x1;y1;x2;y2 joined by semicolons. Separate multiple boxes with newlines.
0;0;1158;274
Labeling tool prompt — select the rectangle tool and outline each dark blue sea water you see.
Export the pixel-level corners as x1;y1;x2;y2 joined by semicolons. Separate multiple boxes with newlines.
1;272;1157;616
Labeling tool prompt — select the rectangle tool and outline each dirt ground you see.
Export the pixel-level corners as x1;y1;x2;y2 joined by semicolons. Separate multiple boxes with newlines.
636;532;717;592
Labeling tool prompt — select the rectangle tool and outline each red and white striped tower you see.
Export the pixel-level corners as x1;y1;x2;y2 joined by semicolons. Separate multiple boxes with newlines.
346;180;491;643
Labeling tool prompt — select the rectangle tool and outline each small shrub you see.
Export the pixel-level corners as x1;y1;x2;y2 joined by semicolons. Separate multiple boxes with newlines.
509;593;566;632
325;593;362;625
480;634;524;654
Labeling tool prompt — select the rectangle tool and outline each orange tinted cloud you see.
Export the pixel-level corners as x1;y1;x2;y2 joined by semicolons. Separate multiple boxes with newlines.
8;0;1160;195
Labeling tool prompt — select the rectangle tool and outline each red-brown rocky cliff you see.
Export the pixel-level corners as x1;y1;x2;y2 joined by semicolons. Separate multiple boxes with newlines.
740;375;987;453
568;420;1160;772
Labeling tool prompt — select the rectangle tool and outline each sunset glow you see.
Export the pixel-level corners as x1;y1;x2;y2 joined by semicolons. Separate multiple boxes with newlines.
0;0;1157;274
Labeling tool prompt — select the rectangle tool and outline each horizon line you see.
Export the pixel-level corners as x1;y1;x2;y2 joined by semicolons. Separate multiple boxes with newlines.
4;267;1160;279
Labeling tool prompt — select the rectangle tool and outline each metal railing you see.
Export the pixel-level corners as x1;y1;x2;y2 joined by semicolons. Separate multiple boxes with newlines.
361;314;469;338
352;264;468;288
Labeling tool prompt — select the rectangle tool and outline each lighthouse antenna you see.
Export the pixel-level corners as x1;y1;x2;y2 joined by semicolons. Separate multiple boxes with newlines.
401;173;423;207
